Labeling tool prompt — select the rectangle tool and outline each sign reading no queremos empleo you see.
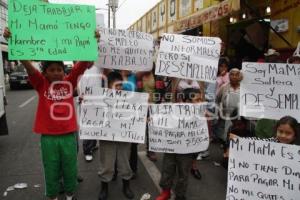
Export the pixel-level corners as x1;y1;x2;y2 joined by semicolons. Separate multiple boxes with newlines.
97;28;154;71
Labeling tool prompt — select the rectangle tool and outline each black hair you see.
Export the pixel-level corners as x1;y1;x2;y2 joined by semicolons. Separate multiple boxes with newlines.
218;57;229;67
182;88;201;103
287;56;300;64
275;116;300;145
41;61;65;73
107;71;123;86
217;57;229;76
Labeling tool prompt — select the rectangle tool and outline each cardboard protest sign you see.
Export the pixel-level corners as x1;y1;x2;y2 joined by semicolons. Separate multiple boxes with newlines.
240;62;300;121
97;28;154;71
148;103;209;154
226;138;300;200
155;34;221;82
48;0;97;6
79;88;149;143
78;66;103;96
8;0;98;61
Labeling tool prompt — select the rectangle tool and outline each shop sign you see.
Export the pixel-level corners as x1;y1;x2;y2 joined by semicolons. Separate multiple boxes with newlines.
174;0;240;32
272;0;300;17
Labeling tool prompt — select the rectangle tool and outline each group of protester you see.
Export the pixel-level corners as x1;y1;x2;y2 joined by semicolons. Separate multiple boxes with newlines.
4;25;300;200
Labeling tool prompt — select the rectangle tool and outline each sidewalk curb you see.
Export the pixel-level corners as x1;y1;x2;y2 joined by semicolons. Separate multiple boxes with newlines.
138;151;161;192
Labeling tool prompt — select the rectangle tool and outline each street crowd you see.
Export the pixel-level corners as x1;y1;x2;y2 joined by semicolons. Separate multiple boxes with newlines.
3;24;300;200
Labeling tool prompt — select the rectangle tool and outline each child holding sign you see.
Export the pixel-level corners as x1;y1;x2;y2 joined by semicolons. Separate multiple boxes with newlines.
229;116;300;149
98;71;135;200
273;116;300;145
4;28;97;200
156;88;206;200
222;109;255;168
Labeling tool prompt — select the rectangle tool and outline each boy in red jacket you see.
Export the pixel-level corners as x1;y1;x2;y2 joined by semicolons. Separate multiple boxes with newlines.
4;28;96;200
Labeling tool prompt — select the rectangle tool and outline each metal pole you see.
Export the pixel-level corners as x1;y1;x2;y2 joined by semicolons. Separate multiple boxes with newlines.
113;7;116;29
108;4;111;28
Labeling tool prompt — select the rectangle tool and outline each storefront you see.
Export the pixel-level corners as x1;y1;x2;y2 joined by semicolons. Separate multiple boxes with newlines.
129;0;299;65
269;0;300;59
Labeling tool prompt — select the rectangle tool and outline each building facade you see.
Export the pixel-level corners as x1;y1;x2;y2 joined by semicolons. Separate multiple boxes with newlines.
129;0;300;64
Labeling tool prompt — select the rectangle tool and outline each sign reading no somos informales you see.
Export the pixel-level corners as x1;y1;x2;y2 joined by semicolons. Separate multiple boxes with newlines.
8;0;98;61
155;34;221;82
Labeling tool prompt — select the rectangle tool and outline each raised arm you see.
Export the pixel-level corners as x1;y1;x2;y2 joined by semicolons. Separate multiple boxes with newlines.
3;28;36;76
19;60;38;76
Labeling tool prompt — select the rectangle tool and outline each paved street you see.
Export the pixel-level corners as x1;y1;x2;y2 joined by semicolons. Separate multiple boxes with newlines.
0;88;227;200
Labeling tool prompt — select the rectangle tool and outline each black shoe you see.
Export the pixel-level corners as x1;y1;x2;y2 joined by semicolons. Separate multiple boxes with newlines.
122;179;134;199
77;175;84;183
191;169;202;180
98;182;108;200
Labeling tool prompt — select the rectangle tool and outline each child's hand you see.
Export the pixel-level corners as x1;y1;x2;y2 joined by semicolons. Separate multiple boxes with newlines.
229;133;238;140
95;30;100;42
78;95;84;104
3;27;11;40
223;149;229;158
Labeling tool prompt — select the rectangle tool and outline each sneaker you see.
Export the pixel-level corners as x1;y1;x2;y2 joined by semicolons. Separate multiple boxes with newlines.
85;154;93;162
200;150;210;158
196;154;202;160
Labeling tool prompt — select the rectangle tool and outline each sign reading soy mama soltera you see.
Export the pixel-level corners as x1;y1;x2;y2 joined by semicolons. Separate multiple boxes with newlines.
97;28;154;71
240;62;300;121
9;0;98;61
155;34;221;82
